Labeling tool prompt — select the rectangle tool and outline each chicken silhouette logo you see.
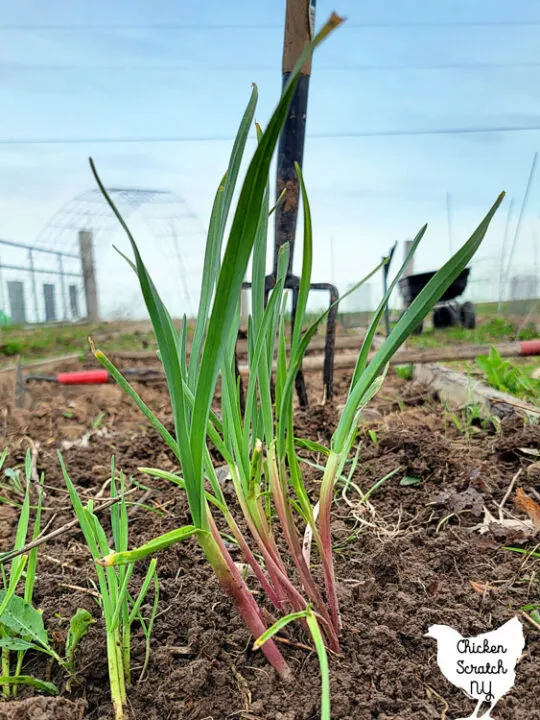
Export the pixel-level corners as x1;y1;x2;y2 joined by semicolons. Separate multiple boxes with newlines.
425;617;525;719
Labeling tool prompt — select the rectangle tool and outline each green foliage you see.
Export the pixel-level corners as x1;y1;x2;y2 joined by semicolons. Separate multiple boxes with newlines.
0;451;27;505
0;593;56;654
65;609;95;672
82;10;502;692
254;606;330;720
407;316;538;349
93;98;501;655
476;346;540;402
477;317;537;341
0;322;161;363
0;675;58;695
60;454;159;720
101;525;203;567
0;450;64;697
400;475;422;487
394;364;414;381
367;429;379;446
0;311;12;328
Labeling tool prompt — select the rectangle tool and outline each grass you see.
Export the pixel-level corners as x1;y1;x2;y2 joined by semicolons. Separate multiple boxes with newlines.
0;321;162;365
405;316;538;349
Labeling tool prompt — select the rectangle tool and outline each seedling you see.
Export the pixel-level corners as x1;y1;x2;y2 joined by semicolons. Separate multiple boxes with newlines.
254;606;329;719
0;449;25;505
477;346;540;402
394;364;414;381
367;428;379;446
64;608;95;688
400;475;422;487
59;455;159;720
83;10;502;692
92;411;106;429
0;450;90;696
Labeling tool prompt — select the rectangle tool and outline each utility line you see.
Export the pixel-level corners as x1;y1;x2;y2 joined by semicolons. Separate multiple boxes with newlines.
0;21;539;30
1;124;540;145
3;61;540;72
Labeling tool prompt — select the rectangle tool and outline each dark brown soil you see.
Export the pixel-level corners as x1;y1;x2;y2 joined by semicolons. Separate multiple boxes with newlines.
0;698;85;720
0;360;539;719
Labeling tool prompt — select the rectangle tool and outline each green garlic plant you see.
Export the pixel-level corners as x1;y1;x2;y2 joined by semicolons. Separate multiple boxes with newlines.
79;10;502;692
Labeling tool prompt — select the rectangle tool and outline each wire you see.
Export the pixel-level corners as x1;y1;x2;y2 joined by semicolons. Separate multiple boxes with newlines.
4;61;540;72
1;125;540;145
0;21;539;30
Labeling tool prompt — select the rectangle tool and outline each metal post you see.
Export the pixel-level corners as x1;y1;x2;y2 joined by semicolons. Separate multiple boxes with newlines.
502;152;538;307
534;217;539;299
498;198;514;312
28;248;39;323
382;242;397;336
0;253;5;313
403;240;415;277
69;285;80;319
446;192;453;256
274;0;316;276
240;288;250;327
78;230;99;322
58;253;68;320
43;283;57;322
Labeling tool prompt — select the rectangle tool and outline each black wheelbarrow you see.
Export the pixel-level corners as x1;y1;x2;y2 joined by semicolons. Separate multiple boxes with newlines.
398;267;475;335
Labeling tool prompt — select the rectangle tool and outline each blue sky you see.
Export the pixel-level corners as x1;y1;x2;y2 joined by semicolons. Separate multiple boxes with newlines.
1;0;540;318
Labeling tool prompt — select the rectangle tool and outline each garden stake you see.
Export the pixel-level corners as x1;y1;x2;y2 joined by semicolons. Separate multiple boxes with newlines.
240;0;339;406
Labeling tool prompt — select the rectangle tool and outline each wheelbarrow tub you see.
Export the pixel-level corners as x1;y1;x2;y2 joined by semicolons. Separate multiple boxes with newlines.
398;268;470;306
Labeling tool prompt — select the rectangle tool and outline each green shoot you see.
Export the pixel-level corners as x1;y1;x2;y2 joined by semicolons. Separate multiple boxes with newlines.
0;449;25;503
65;608;95;674
503;546;540;559
0;450;94;697
394;364;414;381
254;606;330;720
59;454;159;720
0;450;64;697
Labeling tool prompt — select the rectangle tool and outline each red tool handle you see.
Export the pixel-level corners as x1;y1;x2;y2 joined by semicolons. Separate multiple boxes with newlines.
56;370;110;385
519;339;540;356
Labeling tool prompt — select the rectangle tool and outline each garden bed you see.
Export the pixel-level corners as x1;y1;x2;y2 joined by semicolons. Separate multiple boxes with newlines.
0;358;539;719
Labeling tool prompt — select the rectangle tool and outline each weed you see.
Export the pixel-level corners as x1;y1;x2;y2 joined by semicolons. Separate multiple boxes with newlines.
395;364;414;381
476;346;540;403
0;451;91;696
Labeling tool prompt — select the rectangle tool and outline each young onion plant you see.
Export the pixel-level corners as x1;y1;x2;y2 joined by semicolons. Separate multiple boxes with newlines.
0;451;91;697
87;11;503;685
59;456;159;720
